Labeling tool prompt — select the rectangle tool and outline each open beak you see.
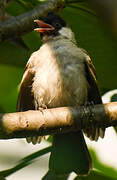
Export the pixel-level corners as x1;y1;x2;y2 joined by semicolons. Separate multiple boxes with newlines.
34;19;55;33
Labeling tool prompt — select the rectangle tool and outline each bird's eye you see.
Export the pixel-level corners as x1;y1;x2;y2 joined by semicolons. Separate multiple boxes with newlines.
55;23;61;28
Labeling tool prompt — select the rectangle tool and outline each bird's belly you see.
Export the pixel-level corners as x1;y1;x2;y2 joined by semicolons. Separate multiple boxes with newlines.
32;59;88;108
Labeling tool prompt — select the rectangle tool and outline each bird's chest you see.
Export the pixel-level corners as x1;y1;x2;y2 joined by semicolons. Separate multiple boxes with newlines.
32;42;88;108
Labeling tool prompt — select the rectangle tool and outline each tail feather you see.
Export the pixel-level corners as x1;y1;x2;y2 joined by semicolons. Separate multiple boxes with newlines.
84;127;105;141
49;131;92;175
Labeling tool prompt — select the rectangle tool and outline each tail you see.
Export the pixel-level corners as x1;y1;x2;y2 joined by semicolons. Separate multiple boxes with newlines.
49;131;92;175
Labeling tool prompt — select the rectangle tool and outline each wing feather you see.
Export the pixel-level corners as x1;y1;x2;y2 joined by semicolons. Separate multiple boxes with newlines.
83;51;105;140
16;63;35;112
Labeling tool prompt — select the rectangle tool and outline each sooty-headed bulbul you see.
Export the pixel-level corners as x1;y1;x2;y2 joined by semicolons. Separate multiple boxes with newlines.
17;12;105;175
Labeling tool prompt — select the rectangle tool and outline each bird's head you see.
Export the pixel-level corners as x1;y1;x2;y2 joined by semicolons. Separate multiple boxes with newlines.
34;12;76;43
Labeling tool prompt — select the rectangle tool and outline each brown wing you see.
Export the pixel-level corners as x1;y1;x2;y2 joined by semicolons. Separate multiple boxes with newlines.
84;53;102;104
83;51;105;141
16;63;35;112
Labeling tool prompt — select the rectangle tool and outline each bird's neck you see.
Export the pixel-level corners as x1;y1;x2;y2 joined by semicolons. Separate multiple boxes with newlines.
42;27;77;45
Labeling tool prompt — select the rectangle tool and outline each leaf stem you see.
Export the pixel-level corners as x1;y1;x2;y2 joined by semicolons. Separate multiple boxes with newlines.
0;146;52;177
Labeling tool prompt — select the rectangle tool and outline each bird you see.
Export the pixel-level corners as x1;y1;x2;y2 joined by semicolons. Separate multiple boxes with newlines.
16;12;105;176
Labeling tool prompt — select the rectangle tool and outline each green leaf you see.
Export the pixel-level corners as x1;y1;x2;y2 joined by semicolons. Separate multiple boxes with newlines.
90;149;117;179
6;0;27;15
0;146;52;177
75;169;117;180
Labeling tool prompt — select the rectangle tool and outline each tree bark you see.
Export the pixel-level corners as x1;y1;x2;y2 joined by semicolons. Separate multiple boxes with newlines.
0;0;65;41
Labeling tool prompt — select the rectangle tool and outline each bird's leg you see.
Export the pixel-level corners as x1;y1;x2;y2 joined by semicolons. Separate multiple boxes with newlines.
35;100;47;113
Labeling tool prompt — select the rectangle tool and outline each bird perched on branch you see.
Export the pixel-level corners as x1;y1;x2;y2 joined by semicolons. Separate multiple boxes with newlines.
17;12;105;175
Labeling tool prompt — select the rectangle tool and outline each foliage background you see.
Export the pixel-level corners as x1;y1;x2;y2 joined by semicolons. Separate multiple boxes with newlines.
0;0;117;179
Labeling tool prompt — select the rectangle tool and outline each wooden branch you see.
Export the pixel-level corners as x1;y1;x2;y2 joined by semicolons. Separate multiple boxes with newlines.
0;0;65;41
0;0;6;21
0;102;117;139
